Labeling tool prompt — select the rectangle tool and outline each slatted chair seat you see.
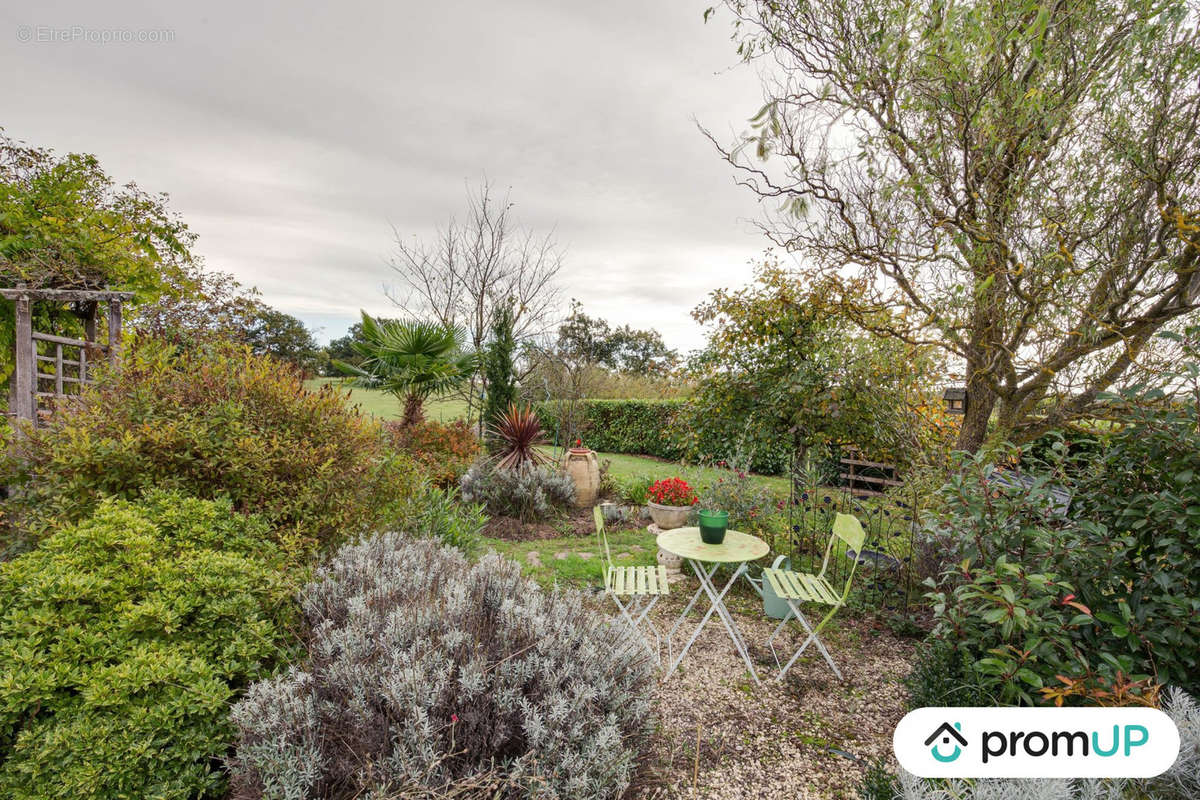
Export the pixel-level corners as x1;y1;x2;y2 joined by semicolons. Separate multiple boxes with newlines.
764;512;866;681
594;506;665;663
606;564;670;598
762;568;841;606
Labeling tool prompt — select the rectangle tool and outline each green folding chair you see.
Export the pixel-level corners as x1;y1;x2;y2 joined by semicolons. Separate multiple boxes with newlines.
594;506;668;662
762;512;866;680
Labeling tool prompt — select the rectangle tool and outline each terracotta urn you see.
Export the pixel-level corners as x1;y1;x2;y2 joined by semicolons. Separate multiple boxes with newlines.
562;446;599;507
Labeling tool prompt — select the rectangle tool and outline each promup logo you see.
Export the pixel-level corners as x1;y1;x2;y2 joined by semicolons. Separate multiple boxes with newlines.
925;722;967;763
895;708;1180;779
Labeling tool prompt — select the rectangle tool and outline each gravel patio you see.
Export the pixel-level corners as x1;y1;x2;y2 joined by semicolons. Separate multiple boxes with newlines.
618;588;916;799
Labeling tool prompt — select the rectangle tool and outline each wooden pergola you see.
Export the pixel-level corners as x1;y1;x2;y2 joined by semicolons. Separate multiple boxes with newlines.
2;286;133;426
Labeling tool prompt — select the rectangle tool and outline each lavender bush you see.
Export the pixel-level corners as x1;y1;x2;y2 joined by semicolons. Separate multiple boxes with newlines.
228;533;654;799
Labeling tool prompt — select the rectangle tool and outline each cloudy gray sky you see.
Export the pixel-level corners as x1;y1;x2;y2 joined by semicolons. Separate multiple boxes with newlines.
2;0;773;352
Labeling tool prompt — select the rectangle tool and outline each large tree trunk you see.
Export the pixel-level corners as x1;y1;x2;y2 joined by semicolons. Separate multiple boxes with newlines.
401;392;425;428
955;370;997;454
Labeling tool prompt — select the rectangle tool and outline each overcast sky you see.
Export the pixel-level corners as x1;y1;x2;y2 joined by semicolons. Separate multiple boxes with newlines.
2;0;774;352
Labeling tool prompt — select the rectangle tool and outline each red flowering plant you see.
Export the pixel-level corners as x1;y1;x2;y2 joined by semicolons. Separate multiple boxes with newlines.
647;477;698;507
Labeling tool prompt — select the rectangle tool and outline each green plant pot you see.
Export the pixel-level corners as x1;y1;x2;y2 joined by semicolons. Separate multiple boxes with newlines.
698;509;729;544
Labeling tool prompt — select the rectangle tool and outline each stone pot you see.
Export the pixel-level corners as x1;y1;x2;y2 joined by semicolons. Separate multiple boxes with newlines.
649;523;684;580
657;547;684;578
647;501;692;530
562;447;599;507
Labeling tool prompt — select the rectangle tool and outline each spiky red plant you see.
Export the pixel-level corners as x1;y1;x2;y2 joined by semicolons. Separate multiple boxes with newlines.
488;404;552;470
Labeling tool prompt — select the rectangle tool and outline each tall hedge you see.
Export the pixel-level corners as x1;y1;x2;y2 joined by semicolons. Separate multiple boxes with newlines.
535;399;686;461
534;399;792;474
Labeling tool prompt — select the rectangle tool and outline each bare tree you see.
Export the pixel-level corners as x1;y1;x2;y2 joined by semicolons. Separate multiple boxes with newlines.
709;0;1200;452
387;179;565;424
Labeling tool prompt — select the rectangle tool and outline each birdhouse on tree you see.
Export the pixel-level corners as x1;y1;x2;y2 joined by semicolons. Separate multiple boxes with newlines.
942;387;967;415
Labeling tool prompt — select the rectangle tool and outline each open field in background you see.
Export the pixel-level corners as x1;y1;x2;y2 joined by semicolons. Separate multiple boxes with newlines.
305;377;468;422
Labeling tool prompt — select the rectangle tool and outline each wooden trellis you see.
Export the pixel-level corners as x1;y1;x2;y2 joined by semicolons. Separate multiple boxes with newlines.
2;287;133;427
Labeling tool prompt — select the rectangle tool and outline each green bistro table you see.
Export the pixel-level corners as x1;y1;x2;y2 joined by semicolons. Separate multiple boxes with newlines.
656;527;770;686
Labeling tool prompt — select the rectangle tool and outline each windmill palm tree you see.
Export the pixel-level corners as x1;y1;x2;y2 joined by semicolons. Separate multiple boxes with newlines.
333;311;478;427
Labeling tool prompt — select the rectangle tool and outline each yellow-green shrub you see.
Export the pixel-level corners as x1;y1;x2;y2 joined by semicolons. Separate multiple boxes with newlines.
0;492;301;800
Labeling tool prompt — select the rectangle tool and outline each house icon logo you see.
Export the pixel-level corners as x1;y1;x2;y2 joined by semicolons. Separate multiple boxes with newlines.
925;722;967;763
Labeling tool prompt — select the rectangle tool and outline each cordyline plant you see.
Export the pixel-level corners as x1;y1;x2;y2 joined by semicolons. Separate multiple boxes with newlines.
647;477;698;506
488;403;552;470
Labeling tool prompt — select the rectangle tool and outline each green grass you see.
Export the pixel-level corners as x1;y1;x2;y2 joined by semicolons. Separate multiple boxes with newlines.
479;526;657;590
540;446;791;496
305;377;468;422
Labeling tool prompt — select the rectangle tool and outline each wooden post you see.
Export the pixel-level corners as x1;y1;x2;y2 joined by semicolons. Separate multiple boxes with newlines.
81;301;97;384
54;343;64;396
106;299;122;366
83;301;98;344
13;293;34;424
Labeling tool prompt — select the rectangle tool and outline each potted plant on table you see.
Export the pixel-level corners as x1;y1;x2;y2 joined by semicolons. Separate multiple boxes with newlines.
646;477;697;529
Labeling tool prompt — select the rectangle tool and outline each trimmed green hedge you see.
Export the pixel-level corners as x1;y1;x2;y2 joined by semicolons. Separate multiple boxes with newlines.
534;399;792;475
536;399;687;461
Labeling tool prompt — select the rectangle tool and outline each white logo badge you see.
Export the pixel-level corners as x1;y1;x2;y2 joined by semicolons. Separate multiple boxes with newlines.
894;707;1180;778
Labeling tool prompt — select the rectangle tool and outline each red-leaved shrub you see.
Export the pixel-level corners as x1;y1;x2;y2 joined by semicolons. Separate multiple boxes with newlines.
386;418;481;488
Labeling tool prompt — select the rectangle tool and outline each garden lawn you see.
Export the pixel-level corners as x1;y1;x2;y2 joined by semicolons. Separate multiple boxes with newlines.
480;526;658;590
305;377;468;422
540;447;792;496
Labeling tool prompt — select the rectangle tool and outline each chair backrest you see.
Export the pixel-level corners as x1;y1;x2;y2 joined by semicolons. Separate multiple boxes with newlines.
593;506;614;573
817;512;868;600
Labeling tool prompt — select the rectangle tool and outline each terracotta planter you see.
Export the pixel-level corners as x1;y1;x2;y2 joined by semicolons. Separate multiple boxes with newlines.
647;501;692;530
562;447;599;507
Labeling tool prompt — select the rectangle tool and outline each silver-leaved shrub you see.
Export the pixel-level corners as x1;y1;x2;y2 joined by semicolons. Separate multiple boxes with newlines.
228;533;654;799
459;461;576;522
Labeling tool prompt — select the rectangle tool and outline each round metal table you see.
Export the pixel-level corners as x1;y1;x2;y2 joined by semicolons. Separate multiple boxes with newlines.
656;527;769;686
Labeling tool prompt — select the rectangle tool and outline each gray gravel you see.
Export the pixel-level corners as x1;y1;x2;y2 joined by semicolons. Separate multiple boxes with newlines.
615;589;916;799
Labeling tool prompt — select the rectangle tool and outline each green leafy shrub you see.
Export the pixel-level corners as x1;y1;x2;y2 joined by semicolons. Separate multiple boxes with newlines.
920;449;1113;705
697;461;782;534
921;421;1200;704
459;461;576;522
615;472;655;505
228;534;655;799
6;339;420;551
386;418;481;489
904;635;991;709
396;483;486;552
1061;390;1200;692
919;336;1200;703
0;492;300;800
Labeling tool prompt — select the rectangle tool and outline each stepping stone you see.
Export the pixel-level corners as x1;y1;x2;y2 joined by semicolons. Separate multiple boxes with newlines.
526;551;543;566
554;551;570;560
577;551;594;560
616;552;632;559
